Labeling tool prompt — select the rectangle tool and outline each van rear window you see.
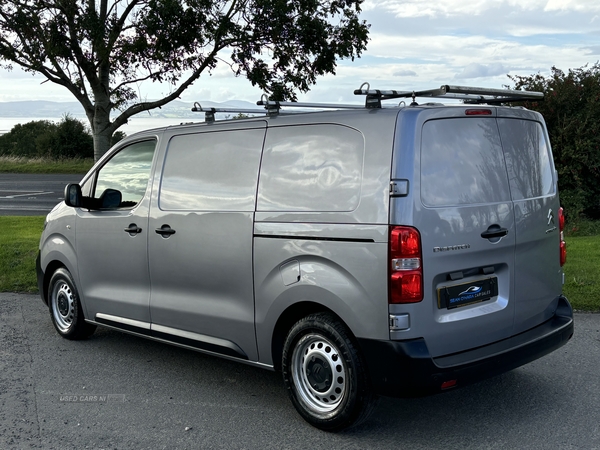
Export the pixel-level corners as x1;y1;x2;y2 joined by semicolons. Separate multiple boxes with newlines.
498;119;554;200
420;118;511;207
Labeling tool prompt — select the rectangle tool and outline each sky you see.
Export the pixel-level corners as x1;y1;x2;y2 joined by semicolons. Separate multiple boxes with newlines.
0;0;599;108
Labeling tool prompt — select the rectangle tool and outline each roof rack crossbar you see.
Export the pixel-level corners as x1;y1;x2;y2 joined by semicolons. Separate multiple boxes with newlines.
192;102;273;122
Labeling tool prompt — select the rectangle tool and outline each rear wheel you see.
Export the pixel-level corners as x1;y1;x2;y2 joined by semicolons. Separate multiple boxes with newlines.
48;268;96;340
282;312;377;431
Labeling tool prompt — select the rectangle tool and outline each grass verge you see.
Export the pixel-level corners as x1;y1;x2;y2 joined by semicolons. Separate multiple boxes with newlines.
562;235;600;311
1;216;598;312
0;156;94;174
0;216;45;293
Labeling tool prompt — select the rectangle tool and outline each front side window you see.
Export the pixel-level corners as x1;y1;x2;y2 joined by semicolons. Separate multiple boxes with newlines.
93;139;156;208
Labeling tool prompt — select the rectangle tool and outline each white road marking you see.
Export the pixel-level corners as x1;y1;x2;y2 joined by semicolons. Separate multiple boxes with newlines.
0;191;54;198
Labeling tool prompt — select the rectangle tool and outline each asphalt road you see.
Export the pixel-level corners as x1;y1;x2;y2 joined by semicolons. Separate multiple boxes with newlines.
0;174;83;216
1;292;598;450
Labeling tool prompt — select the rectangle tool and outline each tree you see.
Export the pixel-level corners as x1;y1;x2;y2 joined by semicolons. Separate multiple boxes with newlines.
509;64;600;219
0;0;369;161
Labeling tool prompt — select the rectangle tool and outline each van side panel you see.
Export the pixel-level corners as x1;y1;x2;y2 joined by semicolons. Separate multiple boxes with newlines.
253;224;389;365
254;110;398;364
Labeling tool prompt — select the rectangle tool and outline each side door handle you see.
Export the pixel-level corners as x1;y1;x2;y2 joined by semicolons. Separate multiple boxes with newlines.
124;224;142;236
481;226;509;240
155;224;176;238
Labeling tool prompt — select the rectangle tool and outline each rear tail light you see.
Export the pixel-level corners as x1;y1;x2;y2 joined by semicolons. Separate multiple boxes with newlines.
559;207;566;266
389;226;423;303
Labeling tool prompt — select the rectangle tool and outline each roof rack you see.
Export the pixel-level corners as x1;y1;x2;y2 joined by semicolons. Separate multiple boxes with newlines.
353;83;544;108
190;84;544;122
192;94;364;122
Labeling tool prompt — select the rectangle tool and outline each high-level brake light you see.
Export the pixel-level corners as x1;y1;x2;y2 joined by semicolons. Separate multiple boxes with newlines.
465;109;492;116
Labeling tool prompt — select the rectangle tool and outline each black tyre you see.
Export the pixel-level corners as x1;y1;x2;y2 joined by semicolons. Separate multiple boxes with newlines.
282;312;377;431
48;268;96;340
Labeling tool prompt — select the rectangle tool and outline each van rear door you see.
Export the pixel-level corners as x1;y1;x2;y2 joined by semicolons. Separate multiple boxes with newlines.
497;112;562;334
417;111;516;357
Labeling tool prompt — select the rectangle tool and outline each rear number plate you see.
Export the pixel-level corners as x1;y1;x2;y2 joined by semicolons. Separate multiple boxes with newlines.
438;277;498;309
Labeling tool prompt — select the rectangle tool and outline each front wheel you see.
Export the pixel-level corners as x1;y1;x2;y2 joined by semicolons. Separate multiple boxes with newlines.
48;268;96;340
282;312;377;431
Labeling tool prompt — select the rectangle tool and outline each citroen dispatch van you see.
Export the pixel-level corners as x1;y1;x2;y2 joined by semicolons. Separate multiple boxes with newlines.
37;85;574;431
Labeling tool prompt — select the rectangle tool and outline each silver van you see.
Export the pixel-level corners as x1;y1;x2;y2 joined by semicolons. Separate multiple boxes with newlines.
37;85;574;431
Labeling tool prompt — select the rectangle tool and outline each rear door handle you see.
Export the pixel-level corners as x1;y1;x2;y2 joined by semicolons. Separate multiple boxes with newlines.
155;224;176;237
481;226;508;239
124;224;142;236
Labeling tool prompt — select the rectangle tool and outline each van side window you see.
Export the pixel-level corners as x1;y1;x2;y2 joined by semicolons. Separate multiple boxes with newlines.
498;119;554;200
257;124;364;212
421;118;511;207
93;139;156;208
159;129;264;211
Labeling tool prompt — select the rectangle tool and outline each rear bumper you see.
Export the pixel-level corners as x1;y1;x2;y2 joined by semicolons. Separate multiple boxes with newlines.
358;296;574;397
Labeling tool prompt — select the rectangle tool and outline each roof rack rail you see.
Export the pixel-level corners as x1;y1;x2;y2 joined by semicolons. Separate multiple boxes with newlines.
353;83;544;108
192;94;365;123
256;96;363;111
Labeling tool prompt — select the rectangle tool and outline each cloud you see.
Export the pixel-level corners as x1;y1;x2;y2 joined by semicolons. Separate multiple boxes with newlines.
455;63;509;79
545;0;600;13
363;0;600;18
583;45;600;55
1;0;600;106
393;69;417;76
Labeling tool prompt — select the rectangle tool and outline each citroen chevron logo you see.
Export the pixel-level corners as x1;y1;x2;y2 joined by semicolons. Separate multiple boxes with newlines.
547;209;555;226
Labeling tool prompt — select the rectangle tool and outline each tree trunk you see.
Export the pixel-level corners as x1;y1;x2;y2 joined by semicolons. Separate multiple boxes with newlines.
90;87;114;161
92;128;113;161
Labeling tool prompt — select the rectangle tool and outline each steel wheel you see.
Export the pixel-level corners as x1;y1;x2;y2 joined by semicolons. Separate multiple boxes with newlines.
48;268;96;340
282;312;377;431
291;333;348;414
51;279;76;333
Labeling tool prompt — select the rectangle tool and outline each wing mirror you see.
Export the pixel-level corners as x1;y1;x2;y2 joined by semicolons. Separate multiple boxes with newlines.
64;183;82;208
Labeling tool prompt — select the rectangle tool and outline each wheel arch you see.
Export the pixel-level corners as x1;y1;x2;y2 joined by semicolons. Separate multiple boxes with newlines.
40;260;67;306
271;301;353;372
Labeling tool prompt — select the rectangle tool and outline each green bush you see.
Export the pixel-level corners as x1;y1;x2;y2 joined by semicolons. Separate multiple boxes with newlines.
0;120;55;157
0;115;97;159
509;64;600;220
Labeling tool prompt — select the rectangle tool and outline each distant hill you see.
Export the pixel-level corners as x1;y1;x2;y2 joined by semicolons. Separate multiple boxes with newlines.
0;99;258;120
0;100;86;118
